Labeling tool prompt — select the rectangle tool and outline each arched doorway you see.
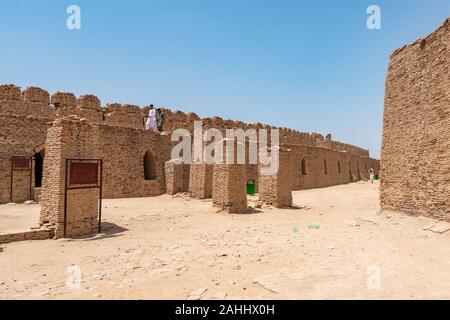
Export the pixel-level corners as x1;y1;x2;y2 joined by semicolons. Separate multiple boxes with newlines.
143;150;157;180
34;149;45;188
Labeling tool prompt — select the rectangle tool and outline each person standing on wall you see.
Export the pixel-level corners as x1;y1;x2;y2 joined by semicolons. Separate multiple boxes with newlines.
157;108;165;132
145;105;157;130
369;168;374;184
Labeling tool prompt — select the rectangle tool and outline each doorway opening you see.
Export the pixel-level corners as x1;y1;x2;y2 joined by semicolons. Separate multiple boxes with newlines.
34;150;45;188
144;150;157;180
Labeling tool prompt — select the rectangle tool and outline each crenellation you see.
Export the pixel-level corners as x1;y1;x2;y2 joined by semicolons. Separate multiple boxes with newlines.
77;95;101;110
22;87;50;104
51;92;77;108
0;84;21;100
1;82;379;209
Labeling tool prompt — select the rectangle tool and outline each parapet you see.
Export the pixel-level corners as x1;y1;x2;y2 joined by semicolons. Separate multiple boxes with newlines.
0;84;21;100
187;112;200;121
22;87;50;104
104;103;140;113
77;95;101;110
51;92;77;108
0;82;376;159
103;103;143;129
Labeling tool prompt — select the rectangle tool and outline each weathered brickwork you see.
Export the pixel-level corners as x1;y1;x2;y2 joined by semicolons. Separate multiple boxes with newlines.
212;164;248;213
259;147;293;208
0;228;54;245
0;115;50;203
212;139;248;213
1;83;379;209
40;118;101;239
381;18;450;221
165;160;184;195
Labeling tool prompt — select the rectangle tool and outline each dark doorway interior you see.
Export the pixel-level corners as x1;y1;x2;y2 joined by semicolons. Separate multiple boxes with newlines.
34;152;44;187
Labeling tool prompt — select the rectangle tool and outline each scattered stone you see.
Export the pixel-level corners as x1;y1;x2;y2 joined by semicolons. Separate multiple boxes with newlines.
361;216;380;225
24;200;35;205
428;222;450;234
344;220;360;227
423;223;435;231
187;288;207;300
6;203;16;206
96;272;107;280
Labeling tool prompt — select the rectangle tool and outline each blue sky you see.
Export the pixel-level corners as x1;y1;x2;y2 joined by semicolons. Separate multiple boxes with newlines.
1;1;449;158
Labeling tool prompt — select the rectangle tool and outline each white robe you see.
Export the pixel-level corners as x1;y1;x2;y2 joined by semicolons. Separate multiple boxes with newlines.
146;109;157;130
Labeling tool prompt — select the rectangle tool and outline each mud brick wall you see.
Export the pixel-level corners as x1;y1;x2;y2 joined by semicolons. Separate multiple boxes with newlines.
165;160;184;195
66;188;100;238
212;139;248;213
189;164;213;199
287;145;378;191
381;19;450;220
0;228;54;245
104;104;143;129
212;164;248;213
40;118;101;239
259;147;293;208
0;115;50;203
96;125;170;199
0;82;380;206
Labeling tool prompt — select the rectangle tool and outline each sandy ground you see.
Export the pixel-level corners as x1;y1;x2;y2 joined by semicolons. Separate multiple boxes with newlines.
0;203;40;234
1;181;450;300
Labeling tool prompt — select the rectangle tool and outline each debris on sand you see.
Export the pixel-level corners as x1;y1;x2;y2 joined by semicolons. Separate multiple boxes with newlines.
187;288;207;300
344;220;360;227
425;222;450;234
253;277;281;294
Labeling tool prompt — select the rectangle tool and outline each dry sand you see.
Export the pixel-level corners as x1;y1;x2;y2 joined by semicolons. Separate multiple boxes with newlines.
1;181;449;300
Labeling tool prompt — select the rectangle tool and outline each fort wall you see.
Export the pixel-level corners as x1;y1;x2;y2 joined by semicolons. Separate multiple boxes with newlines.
1;83;379;204
380;18;450;220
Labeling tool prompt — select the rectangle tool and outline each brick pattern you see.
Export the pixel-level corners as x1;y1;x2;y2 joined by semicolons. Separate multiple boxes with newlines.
40;118;100;239
381;18;450;221
1;83;379;206
212;139;248;213
0;228;54;244
259;147;293;208
165;160;184;195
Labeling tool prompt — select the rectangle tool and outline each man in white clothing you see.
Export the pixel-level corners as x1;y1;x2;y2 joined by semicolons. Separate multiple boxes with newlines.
145;105;157;130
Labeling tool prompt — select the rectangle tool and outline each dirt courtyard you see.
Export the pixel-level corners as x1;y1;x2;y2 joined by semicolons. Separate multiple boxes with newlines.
1;181;449;300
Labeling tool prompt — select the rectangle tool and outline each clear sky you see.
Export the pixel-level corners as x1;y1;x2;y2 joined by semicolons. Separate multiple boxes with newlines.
1;1;449;158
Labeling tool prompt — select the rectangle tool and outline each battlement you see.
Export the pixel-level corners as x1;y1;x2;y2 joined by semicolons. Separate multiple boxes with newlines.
78;95;101;110
0;83;373;158
51;92;77;108
0;84;21;100
23;87;50;104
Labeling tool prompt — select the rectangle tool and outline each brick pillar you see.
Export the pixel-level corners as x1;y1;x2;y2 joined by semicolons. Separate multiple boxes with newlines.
189;163;213;199
39;118;101;239
165;159;184;195
259;146;293;208
212;138;248;213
